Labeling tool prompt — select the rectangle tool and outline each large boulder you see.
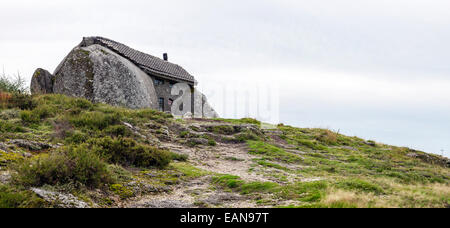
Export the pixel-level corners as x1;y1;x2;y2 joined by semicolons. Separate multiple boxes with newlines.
193;89;219;118
52;44;158;109
201;93;219;118
30;68;54;94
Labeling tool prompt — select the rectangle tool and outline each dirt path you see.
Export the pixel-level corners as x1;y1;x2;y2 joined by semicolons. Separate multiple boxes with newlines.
125;176;258;208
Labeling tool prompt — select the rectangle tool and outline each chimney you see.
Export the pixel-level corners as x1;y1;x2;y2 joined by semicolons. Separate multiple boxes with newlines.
163;53;168;61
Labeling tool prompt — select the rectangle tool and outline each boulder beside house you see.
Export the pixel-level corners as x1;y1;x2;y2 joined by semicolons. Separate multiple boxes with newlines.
30;36;219;118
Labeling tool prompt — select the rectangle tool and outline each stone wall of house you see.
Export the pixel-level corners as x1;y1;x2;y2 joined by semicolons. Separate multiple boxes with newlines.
151;76;184;113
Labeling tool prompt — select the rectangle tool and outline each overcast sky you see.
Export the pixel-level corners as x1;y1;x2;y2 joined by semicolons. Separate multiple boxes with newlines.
1;0;449;157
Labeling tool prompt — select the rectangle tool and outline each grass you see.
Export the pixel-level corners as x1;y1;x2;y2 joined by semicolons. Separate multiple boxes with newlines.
171;162;210;178
88;137;173;168
247;140;303;163
336;178;385;195
0;185;46;208
256;159;291;171
212;174;328;202
213;118;261;125
0;91;448;208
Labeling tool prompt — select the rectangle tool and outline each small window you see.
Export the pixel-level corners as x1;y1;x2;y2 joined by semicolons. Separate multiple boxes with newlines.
158;98;164;111
168;99;173;106
169;82;175;88
154;78;164;86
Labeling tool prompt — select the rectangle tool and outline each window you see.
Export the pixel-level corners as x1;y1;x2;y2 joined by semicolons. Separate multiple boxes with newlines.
154;78;164;86
169;82;175;88
158;98;164;111
168;99;173;106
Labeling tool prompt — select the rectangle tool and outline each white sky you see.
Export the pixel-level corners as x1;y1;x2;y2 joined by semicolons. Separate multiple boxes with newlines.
1;0;449;157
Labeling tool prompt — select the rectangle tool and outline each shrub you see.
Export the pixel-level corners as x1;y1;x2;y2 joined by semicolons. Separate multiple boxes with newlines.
20;110;40;125
33;104;58;119
131;109;172;123
215;118;261;125
0;74;27;94
8;93;36;110
0;120;25;133
234;132;260;142
208;139;217;146
317;130;338;145
70;98;94;110
208;125;236;135
89;137;172;168
13;145;113;188
0;74;35;110
69;111;121;130
0;185;46;208
104;125;131;137
239;118;261;125
64;130;88;144
0;92;12;109
107;164;133;182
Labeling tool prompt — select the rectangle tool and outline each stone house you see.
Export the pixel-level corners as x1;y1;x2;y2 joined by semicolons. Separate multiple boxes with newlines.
32;36;218;118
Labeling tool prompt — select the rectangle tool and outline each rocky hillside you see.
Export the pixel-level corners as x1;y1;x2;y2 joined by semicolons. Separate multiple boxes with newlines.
0;94;449;208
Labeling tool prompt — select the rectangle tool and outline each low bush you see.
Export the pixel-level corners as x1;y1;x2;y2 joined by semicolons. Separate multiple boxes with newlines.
69;111;121;131
20;110;40;125
8;93;36;110
104;125;131;137
0;120;25;133
207;125;236;135
214;118;261;125
317;130;338;145
234;131;260;142
13;145;114;188
88;137;172;168
0;74;27;94
64;130;88;144
0;185;46;208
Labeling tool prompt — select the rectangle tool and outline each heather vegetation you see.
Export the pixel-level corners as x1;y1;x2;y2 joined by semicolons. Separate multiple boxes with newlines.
0;76;448;207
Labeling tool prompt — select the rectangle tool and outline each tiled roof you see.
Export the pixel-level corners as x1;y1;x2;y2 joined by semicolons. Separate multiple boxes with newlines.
84;37;196;84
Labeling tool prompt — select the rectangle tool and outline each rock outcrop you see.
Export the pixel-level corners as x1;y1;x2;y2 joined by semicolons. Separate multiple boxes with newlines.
30;68;54;94
201;93;219;118
193;89;219;118
31;188;89;208
52;44;158;109
31;37;218;118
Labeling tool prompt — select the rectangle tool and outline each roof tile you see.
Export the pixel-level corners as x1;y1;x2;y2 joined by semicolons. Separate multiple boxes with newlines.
86;37;196;84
